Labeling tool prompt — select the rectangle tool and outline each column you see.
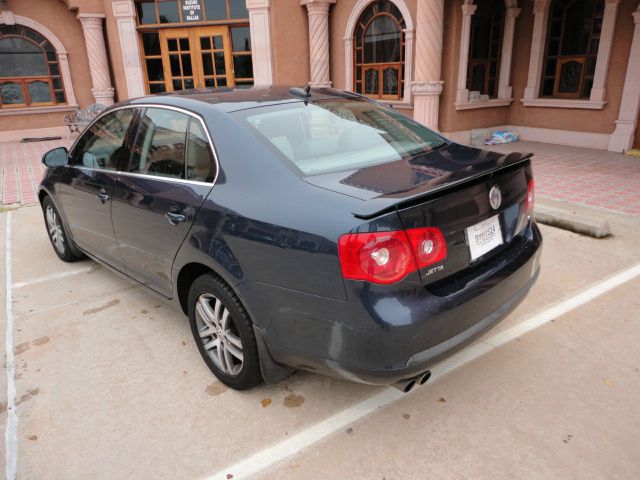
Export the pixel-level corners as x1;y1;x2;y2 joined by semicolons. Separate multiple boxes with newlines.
455;3;477;104
608;9;640;152
301;0;336;87
590;0;620;103
246;0;273;85
112;1;146;99
77;14;115;105
412;0;444;131
497;7;521;99
523;0;550;99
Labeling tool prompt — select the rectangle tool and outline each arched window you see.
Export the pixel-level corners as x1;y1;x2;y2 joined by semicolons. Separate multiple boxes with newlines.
353;1;406;100
467;0;505;98
0;24;66;108
541;0;604;98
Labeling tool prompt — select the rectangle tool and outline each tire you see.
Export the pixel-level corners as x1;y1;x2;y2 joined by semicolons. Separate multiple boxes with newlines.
42;196;84;262
188;273;263;390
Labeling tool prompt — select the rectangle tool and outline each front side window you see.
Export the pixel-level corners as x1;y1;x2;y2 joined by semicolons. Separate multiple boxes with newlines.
467;0;505;98
0;25;66;108
73;109;135;170
541;0;604;98
235;98;447;176
353;1;406;100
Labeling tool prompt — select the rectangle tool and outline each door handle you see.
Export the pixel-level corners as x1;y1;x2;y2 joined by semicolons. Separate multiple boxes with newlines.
165;211;187;225
97;191;110;204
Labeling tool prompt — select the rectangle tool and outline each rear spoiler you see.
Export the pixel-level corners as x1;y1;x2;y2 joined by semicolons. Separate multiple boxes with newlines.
352;152;533;220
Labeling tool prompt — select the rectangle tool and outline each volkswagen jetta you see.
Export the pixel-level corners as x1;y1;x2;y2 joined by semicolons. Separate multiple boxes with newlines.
39;86;541;392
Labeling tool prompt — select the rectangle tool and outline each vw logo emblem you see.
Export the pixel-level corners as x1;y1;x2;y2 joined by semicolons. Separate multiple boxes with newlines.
489;185;502;210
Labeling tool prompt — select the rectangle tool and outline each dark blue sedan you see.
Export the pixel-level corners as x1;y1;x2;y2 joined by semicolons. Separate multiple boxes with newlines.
38;86;541;392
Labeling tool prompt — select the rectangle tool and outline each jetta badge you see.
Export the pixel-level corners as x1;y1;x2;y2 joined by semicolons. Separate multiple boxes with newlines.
489;185;502;210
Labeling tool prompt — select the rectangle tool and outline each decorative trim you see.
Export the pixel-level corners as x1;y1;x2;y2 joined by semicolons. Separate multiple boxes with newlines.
0;14;77;106
0;105;77;117
454;98;513;110
520;98;607;109
112;1;146;99
344;0;415;104
246;0;273;85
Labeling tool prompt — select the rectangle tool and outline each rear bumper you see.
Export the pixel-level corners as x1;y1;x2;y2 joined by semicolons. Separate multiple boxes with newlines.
241;222;542;385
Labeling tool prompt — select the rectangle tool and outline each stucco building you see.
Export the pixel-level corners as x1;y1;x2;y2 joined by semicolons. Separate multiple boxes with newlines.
1;0;639;152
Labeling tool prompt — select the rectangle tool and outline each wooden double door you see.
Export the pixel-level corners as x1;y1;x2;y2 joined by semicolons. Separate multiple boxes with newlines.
158;26;234;92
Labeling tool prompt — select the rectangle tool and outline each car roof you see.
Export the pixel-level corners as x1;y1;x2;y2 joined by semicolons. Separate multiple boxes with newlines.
124;85;362;114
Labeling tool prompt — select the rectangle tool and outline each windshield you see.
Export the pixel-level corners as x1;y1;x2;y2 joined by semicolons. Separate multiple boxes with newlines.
233;98;448;175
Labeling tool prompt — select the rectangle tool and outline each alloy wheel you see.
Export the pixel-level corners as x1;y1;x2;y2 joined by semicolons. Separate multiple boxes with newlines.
195;293;244;376
45;205;65;255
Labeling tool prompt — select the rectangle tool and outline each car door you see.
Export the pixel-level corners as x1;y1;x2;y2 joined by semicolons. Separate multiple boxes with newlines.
111;106;216;297
58;108;136;270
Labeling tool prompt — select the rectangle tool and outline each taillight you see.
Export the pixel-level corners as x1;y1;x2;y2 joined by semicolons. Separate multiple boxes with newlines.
525;179;535;214
338;227;447;284
405;227;447;269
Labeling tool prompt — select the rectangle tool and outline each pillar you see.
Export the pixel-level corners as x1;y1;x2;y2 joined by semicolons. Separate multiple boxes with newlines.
112;1;146;99
608;9;640;152
77;14;115;105
590;0;621;103
246;0;273;85
412;0;444;131
455;3;477;104
497;7;521;99
301;0;336;87
523;0;550;99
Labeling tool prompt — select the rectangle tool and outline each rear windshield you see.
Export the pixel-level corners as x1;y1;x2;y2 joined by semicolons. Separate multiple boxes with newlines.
232;98;447;175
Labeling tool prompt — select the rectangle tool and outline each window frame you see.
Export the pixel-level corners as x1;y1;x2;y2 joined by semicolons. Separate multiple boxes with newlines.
352;2;406;101
466;0;506;99
521;0;618;109
455;0;518;110
539;0;604;100
70;104;219;186
0;25;67;109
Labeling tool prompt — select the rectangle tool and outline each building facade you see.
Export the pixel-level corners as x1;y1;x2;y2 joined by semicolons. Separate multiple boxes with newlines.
1;0;639;152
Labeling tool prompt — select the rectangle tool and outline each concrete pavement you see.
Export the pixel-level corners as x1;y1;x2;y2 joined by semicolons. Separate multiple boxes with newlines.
1;204;639;479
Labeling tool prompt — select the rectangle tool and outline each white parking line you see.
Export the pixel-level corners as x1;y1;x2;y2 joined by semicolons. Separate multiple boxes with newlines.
12;265;98;289
203;262;640;480
4;212;18;480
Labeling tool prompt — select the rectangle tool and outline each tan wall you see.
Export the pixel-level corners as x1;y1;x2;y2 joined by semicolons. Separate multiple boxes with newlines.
439;0;510;132
506;0;635;134
0;0;99;135
329;0;417;91
270;0;310;85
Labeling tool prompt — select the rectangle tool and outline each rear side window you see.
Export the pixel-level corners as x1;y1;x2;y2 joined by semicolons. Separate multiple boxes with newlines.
129;108;189;179
186;120;215;182
73;109;134;170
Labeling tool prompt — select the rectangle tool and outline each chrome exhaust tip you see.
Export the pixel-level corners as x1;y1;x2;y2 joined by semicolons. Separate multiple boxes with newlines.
418;370;431;385
392;378;417;393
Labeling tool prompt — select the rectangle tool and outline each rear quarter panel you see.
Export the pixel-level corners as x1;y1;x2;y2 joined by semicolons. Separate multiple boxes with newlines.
172;107;364;304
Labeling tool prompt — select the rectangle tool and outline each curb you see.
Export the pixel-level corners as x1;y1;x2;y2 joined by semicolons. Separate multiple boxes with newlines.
534;205;611;238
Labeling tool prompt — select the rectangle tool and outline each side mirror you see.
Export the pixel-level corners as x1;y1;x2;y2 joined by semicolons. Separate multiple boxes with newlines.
42;147;69;168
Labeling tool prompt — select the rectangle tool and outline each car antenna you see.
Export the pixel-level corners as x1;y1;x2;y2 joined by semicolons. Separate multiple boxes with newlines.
289;85;312;102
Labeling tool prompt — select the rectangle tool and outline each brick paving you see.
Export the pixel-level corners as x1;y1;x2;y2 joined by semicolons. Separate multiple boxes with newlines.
486;141;640;216
0;139;69;206
1;138;639;216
